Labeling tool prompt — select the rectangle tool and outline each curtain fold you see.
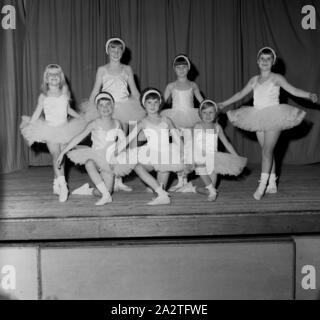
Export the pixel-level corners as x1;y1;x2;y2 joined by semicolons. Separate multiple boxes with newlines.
1;0;319;172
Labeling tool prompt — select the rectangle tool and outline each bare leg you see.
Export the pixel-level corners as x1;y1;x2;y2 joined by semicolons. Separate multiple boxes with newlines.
157;171;170;190
47;142;68;202
134;165;170;205
256;131;276;174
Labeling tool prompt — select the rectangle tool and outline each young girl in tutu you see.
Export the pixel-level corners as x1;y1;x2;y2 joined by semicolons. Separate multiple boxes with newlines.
161;54;204;192
84;37;145;192
20;64;85;202
117;88;185;205
192;100;247;201
218;47;318;200
57;92;135;206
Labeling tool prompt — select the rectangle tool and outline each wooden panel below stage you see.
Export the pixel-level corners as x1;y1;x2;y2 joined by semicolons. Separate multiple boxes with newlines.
0;238;294;300
1;164;320;240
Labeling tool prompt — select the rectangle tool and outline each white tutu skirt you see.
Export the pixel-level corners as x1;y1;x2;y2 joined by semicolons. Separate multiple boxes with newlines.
161;108;201;128
130;143;185;172
67;146;135;176
195;152;247;176
80;98;146;124
227;104;306;132
20;116;87;146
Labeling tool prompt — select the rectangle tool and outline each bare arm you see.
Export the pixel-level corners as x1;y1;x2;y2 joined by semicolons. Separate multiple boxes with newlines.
89;66;104;102
57;122;94;167
164;83;173;102
117;121;144;154
30;95;44;122
218;77;255;109
126;66;140;100
67;105;81;119
164;117;182;145
217;125;238;155
275;74;318;102
192;82;204;103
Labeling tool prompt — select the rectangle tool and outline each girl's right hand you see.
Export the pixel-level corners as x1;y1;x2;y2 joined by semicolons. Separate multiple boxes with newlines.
310;93;318;103
217;103;224;110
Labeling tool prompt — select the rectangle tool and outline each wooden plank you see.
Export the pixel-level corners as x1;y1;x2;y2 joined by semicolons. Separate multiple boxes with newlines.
1;164;320;241
40;241;294;300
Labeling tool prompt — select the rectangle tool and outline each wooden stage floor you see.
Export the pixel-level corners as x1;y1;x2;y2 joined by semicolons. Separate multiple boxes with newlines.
1;164;320;241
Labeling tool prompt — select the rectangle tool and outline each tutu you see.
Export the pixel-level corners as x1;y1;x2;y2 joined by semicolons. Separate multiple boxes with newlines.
130;142;185;172
161;108;201;128
67;146;135;176
227;104;306;132
20;116;87;145
80;99;146;124
195;152;247;176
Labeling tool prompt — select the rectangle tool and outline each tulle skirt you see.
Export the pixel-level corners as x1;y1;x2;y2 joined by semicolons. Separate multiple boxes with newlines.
195;152;247;176
130;143;185;172
161;108;201;128
20;116;87;146
80;98;146;124
227;104;306;132
67;146;135;177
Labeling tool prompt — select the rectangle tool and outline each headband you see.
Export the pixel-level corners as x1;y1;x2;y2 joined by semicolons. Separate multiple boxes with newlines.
199;99;218;116
94;91;115;105
46;63;62;70
257;47;277;65
105;38;126;54
141;89;162;106
173;54;191;70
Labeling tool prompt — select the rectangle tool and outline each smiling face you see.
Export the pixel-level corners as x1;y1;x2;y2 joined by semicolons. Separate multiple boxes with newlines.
174;64;189;78
144;98;161;115
97;99;114;117
46;69;62;87
200;105;216;123
107;43;124;61
257;53;274;71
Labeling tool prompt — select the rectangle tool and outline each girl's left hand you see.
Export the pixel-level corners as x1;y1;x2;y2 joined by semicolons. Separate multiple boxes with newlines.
310;93;318;103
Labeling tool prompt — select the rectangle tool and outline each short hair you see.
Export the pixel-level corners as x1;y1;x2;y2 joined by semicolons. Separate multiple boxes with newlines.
257;47;277;64
140;88;162;108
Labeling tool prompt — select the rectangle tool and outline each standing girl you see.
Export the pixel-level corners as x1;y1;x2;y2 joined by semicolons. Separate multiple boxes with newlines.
57;92;135;206
84;37;145;192
219;47;318;200
117;88;185;205
192;100;247;201
161;54;204;191
20;64;85;202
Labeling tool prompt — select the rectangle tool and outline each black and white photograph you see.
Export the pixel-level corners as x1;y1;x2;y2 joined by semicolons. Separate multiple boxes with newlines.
0;0;320;303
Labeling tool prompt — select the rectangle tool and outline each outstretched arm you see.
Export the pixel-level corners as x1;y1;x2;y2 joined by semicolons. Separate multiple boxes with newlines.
30;95;44;123
217;125;238;156
116;121;143;154
57;123;94;167
275;74;318;103
67;105;81;119
218;77;255;110
89;66;104;102
126;66;140;100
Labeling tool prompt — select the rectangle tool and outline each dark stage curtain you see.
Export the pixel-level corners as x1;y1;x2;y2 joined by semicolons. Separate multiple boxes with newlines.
1;0;319;172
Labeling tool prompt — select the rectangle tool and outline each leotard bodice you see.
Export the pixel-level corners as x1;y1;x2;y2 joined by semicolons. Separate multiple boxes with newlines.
253;78;280;109
142;118;170;152
171;86;194;111
102;68;129;102
91;120;121;150
43;94;69;127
